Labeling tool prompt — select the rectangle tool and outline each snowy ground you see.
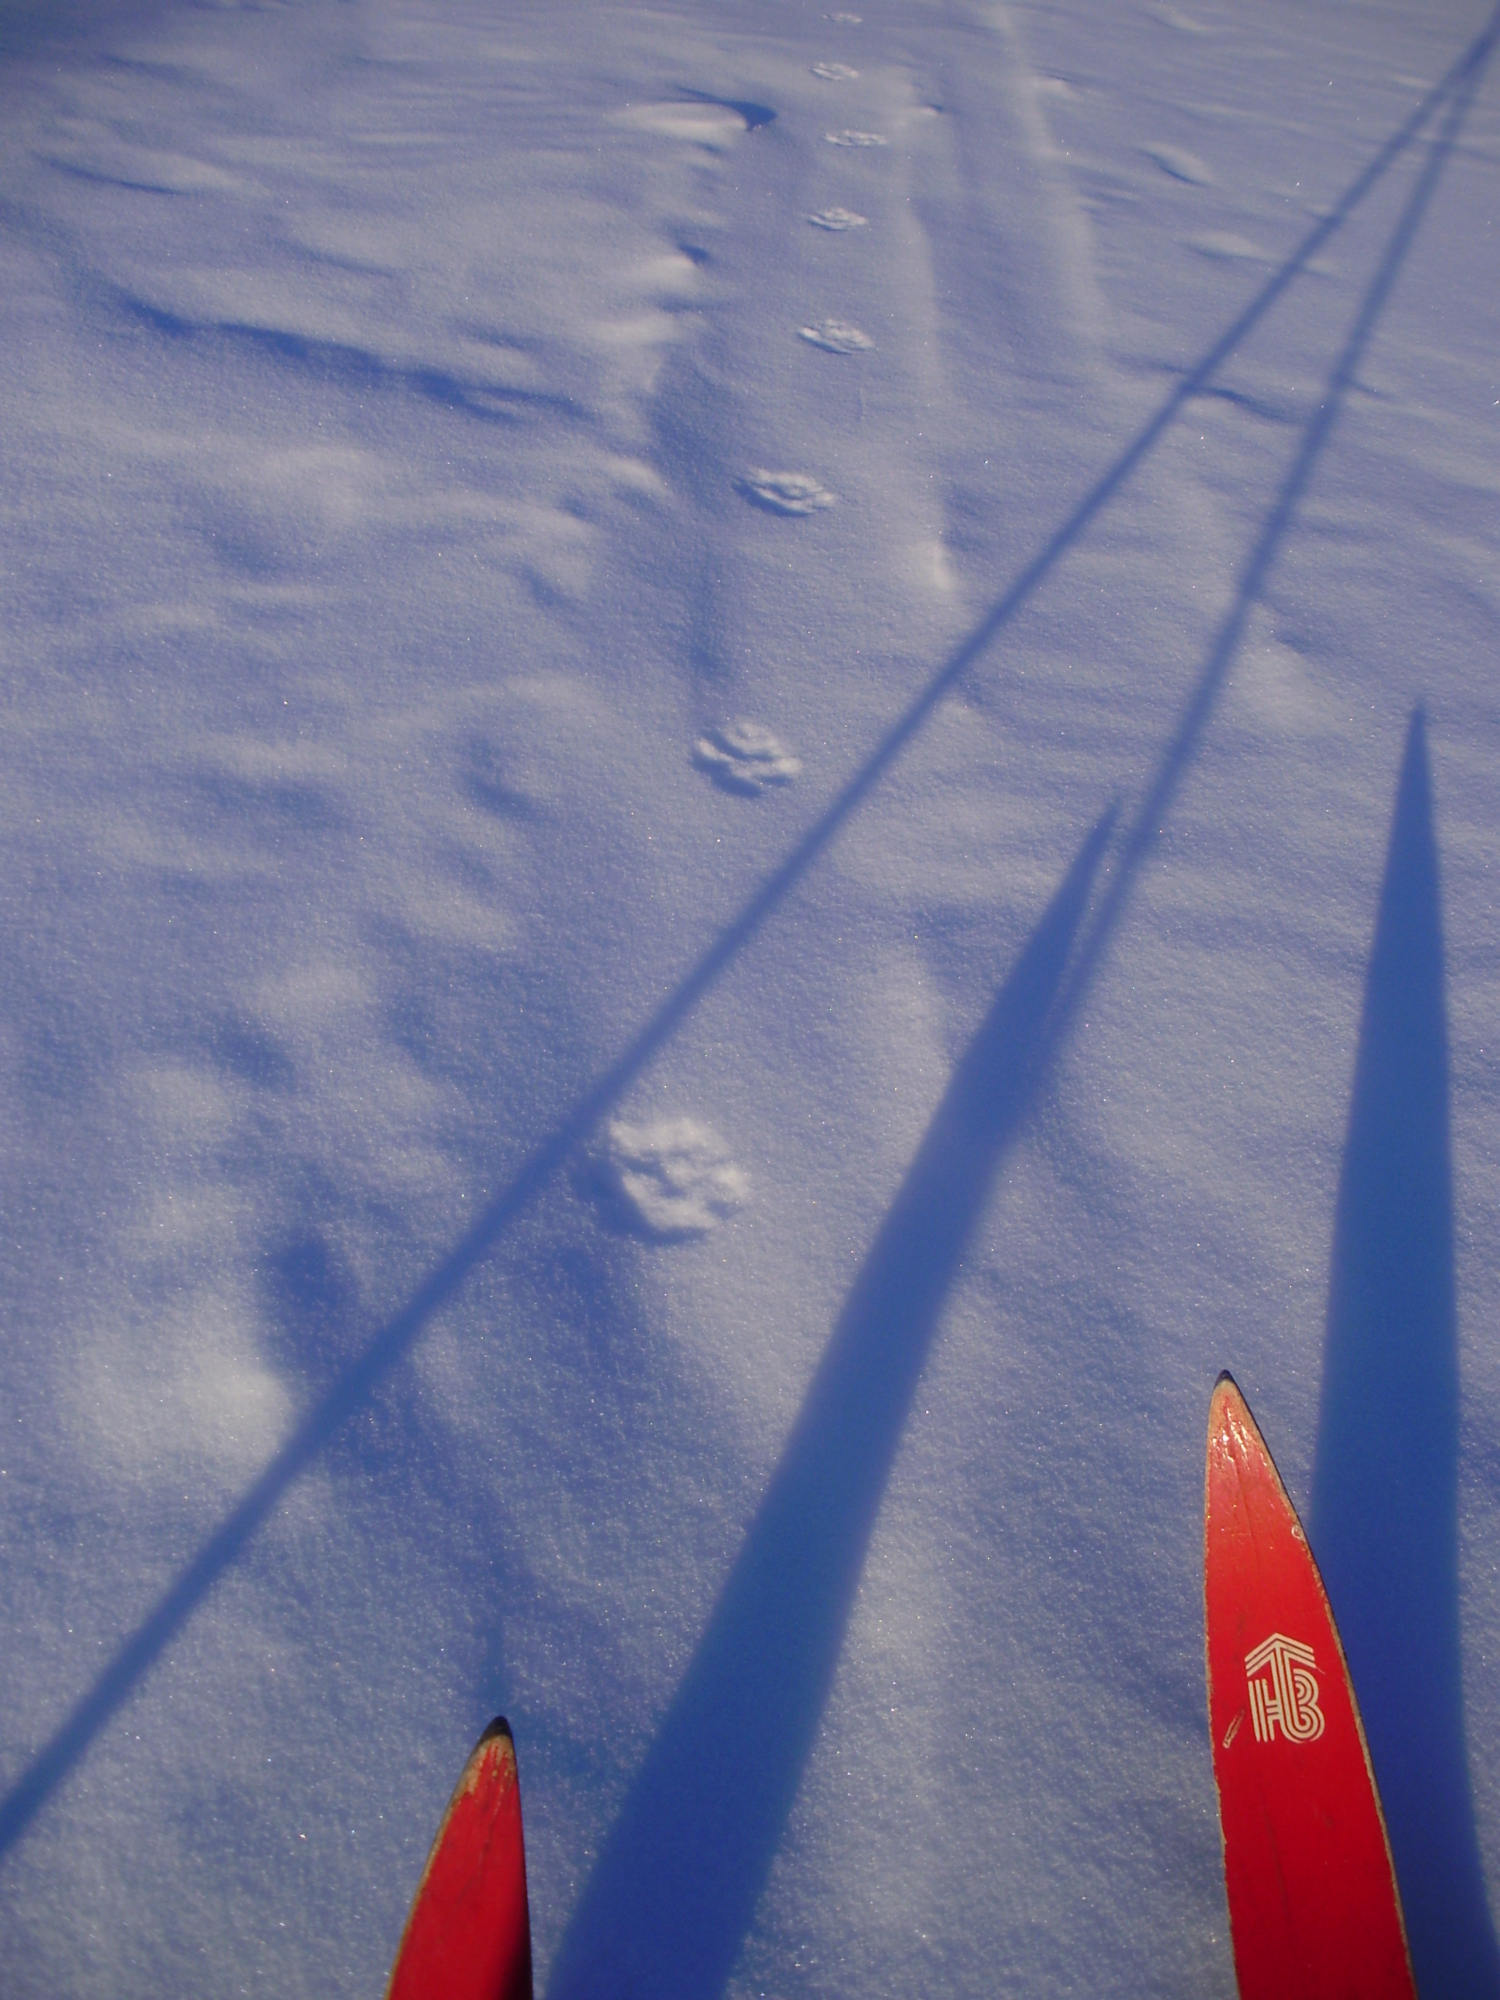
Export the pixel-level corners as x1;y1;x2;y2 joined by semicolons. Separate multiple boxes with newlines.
1;0;1498;1993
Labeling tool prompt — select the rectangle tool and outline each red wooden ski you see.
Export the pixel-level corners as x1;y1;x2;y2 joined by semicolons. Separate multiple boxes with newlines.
385;1717;534;2000
1204;1374;1414;1999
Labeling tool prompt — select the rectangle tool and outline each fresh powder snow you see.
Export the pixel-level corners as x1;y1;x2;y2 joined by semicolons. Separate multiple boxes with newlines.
1;0;1498;1995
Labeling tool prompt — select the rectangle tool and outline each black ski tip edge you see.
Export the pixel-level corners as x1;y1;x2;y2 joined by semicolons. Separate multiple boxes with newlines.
474;1715;515;1752
1213;1369;1239;1391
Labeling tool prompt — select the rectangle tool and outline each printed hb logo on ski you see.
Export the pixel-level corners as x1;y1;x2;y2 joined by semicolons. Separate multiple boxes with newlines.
1244;1633;1325;1744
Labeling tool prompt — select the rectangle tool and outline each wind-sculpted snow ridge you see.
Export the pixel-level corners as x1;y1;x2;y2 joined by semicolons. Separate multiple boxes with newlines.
693;721;803;795
590;1118;748;1239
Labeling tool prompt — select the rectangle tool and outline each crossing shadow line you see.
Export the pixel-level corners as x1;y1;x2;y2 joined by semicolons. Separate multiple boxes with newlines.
0;5;1492;1865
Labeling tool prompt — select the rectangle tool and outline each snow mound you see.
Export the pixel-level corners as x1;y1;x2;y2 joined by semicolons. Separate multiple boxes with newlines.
739;470;838;515
799;319;874;354
693;720;803;794
592;1118;749;1238
805;207;868;231
615;102;750;149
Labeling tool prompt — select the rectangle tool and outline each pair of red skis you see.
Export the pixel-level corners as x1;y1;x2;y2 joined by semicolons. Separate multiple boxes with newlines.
384;1374;1414;1999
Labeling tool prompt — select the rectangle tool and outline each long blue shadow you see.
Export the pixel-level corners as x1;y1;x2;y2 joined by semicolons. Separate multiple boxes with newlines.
0;5;1492;1863
1310;712;1499;1995
547;813;1114;2000
1039;27;1496;1038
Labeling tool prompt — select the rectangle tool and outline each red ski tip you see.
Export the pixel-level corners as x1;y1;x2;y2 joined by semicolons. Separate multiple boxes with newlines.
385;1717;534;2000
1204;1376;1414;2000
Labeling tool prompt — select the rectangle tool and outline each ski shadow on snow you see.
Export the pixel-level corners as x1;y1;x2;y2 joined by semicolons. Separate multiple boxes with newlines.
0;3;1494;1872
547;811;1114;2000
1310;711;1500;1995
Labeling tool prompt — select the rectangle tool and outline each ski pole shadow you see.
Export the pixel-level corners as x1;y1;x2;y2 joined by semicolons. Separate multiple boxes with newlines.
1038;26;1496;1038
546;811;1114;2000
0;5;1494;1864
1310;711;1500;1996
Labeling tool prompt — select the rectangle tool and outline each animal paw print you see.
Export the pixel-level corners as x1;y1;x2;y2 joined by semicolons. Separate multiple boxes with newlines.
738;469;837;515
694;720;802;793
590;1117;748;1238
799;319;873;353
